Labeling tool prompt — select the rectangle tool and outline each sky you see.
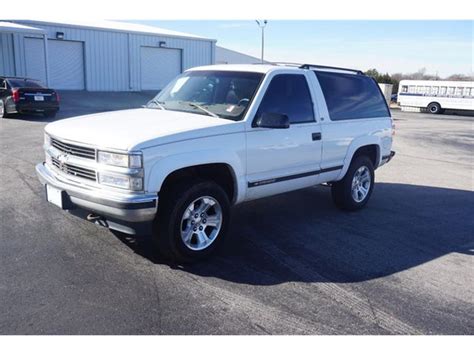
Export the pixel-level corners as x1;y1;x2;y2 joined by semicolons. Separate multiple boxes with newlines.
129;20;473;78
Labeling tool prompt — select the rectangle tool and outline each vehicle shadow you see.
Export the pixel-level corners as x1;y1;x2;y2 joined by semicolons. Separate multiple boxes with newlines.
112;182;474;285
4;113;60;123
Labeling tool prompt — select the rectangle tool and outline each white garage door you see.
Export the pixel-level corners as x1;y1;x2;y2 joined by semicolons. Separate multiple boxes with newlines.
49;40;85;90
140;47;181;90
24;37;47;84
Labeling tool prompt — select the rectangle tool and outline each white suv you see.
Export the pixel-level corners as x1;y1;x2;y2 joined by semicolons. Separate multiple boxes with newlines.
36;63;395;262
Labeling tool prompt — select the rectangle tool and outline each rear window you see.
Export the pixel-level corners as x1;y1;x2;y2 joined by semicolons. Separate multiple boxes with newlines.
7;79;45;89
314;71;390;120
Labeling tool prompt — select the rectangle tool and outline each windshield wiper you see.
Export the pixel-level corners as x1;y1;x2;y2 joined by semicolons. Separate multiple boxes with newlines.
146;98;166;110
188;102;219;118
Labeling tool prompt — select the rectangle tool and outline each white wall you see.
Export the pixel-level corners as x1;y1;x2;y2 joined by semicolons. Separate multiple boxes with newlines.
378;83;393;104
5;21;215;91
216;46;263;65
0;33;15;76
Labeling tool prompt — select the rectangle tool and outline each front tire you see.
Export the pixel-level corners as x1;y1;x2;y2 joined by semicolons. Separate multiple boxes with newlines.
331;155;375;211
427;102;442;114
153;179;230;263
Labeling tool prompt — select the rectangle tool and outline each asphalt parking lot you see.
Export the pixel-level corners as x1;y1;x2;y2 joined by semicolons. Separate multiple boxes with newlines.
0;93;473;335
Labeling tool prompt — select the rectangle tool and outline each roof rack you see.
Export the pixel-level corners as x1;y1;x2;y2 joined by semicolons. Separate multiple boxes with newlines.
255;61;364;75
269;62;303;67
299;63;364;75
266;62;363;75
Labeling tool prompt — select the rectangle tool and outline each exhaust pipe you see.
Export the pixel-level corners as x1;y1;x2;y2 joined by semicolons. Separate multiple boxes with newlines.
87;213;108;227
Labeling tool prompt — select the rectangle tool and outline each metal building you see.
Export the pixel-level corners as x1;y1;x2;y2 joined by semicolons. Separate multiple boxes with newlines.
216;46;265;65
0;20;216;91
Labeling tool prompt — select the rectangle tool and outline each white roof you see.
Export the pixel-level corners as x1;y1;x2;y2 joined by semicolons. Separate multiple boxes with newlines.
12;20;214;41
0;21;45;34
188;64;299;74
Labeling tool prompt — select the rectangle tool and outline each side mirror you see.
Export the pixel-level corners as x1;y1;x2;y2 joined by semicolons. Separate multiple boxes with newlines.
253;112;290;129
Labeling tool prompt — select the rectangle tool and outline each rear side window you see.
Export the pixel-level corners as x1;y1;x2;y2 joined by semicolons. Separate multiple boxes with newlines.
315;71;390;120
256;74;314;124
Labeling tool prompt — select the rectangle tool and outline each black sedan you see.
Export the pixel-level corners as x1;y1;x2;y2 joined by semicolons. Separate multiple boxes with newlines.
0;77;60;119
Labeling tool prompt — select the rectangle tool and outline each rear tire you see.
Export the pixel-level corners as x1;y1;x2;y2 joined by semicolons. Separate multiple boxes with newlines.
331;155;375;211
427;102;442;114
153;179;231;263
0;100;8;119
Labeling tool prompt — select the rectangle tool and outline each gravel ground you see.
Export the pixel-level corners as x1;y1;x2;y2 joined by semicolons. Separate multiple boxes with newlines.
0;94;472;334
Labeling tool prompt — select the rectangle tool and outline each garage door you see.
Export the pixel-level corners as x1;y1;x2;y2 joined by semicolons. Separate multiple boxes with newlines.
24;37;47;84
140;47;181;90
49;40;85;90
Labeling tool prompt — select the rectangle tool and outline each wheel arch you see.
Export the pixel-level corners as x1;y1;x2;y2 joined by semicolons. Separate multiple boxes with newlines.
146;152;244;205
336;138;381;180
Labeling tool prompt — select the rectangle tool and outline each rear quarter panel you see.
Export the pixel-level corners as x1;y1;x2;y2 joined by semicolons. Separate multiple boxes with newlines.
321;118;392;181
309;71;393;182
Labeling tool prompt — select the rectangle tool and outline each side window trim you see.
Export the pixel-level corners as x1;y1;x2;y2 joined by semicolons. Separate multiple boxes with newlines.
253;73;316;126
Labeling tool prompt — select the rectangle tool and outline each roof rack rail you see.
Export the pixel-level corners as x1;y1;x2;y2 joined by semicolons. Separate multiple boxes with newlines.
269;62;304;67
256;61;364;74
299;63;364;75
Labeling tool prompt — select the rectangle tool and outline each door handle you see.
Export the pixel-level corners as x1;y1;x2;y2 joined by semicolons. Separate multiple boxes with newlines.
312;132;322;141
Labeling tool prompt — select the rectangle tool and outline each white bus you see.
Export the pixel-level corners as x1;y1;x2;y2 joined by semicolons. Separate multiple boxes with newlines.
397;80;474;114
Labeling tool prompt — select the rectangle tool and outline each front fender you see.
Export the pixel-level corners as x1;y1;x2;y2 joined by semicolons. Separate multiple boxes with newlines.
336;136;381;180
145;149;246;203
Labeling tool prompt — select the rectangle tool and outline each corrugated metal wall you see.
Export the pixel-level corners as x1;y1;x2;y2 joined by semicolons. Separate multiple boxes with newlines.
216;46;261;64
24;37;47;83
0;33;15;76
128;34;214;90
6;21;215;91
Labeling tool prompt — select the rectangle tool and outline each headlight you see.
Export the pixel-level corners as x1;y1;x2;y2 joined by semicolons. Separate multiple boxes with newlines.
98;173;143;191
44;133;51;148
97;151;142;168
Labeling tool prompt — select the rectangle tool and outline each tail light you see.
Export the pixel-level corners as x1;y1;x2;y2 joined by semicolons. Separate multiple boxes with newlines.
391;120;396;136
54;92;60;103
12;89;20;103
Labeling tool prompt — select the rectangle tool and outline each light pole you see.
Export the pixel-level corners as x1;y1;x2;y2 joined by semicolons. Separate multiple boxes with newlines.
255;20;268;63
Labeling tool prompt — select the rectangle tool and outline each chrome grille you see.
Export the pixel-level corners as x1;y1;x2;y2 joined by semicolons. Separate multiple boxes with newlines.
51;137;96;160
51;157;97;181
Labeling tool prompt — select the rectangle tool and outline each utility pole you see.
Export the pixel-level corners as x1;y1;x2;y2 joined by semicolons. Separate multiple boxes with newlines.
255;20;268;63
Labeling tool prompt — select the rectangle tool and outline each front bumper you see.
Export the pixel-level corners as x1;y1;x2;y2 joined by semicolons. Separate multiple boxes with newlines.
384;151;396;163
36;162;158;223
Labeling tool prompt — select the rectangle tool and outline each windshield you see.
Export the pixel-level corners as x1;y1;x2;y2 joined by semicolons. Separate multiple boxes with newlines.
7;79;45;88
147;70;264;121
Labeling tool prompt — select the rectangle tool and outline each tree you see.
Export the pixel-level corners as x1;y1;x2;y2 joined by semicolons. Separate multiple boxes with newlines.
445;74;473;81
365;68;380;78
365;69;393;83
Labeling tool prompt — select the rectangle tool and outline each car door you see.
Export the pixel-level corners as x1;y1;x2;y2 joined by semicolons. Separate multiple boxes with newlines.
245;72;323;200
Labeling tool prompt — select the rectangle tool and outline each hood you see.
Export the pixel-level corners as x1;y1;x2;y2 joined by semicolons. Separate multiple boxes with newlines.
45;108;242;151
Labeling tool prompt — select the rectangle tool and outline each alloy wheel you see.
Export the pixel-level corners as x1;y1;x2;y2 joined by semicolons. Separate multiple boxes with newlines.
180;196;223;251
351;166;371;203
